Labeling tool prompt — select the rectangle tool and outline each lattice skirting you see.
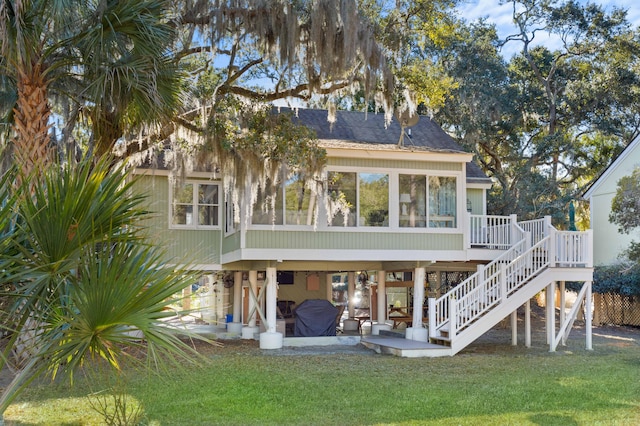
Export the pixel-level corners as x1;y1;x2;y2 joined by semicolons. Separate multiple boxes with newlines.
594;293;640;327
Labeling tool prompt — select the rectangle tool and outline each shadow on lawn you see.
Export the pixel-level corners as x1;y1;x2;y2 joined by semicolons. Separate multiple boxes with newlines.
529;413;579;425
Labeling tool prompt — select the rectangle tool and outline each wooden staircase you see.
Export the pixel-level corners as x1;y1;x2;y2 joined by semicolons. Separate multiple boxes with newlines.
428;219;593;356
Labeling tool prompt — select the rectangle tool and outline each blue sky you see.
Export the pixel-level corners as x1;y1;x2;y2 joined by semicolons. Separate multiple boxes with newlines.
457;0;640;58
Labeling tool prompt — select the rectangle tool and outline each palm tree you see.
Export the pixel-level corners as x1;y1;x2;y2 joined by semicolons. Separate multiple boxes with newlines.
0;158;206;413
0;0;182;176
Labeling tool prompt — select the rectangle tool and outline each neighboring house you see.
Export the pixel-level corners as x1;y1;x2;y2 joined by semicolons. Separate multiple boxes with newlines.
583;135;640;266
135;108;594;356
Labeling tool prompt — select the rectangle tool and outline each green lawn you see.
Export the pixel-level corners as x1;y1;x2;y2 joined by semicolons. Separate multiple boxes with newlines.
4;330;640;426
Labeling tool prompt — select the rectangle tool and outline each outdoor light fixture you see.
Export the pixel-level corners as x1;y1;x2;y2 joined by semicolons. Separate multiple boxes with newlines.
467;198;472;212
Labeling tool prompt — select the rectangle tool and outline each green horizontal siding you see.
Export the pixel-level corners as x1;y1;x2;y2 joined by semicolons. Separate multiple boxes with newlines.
134;175;220;265
246;230;463;251
328;158;462;171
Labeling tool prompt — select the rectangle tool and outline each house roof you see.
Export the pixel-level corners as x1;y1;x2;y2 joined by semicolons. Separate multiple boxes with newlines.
282;108;492;185
583;134;640;200
285;108;464;152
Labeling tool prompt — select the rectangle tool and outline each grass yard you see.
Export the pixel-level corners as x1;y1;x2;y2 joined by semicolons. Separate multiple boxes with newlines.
3;326;640;425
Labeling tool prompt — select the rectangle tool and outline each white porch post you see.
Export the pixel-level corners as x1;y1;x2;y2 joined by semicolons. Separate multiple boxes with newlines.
559;281;566;327
372;270;391;335
260;266;283;349
347;272;356;318
547;282;556;351
525;299;531;348
227;272;244;334
511;310;518;346
406;267;428;341
586;281;593;350
326;273;333;300
241;270;260;339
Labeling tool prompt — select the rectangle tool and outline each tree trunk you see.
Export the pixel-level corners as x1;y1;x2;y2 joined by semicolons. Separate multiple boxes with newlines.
12;64;53;179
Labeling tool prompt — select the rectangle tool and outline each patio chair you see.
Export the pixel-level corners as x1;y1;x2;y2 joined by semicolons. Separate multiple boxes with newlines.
277;300;296;335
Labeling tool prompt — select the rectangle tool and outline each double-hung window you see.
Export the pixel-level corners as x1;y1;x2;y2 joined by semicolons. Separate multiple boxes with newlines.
171;181;220;228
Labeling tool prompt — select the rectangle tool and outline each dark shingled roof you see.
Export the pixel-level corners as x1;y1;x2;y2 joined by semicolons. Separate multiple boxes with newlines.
280;108;491;185
283;107;463;152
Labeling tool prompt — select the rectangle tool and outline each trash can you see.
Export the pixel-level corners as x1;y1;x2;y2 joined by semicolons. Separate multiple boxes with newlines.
225;314;233;329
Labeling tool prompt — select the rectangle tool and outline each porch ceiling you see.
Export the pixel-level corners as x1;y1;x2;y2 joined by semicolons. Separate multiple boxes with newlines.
220;259;483;273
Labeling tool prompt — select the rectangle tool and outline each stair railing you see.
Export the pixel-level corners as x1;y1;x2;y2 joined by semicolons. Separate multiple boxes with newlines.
430;217;530;338
430;218;593;344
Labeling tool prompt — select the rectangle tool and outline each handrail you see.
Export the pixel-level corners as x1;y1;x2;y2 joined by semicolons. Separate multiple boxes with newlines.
430;218;528;337
518;218;548;245
431;215;593;343
452;236;550;331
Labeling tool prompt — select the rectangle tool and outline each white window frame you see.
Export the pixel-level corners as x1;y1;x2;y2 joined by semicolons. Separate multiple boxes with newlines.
169;180;221;230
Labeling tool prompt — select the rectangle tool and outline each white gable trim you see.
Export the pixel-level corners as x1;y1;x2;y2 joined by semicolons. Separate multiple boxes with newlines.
584;135;640;200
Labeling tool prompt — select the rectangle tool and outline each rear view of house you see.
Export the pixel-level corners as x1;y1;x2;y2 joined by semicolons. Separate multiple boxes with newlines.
135;108;594;356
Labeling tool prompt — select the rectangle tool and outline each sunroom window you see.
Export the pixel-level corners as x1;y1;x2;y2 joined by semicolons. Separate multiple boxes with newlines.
252;175;316;226
399;175;427;228
285;174;316;225
399;174;457;228
327;171;389;227
429;176;457;228
171;182;220;228
252;178;283;225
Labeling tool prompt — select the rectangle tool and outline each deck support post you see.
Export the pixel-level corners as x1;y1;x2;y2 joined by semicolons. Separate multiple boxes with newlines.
559;281;566;330
242;270;260;339
406;267;428;342
372;270;391;335
524;299;531;348
347;272;356;318
226;272;244;334
586;281;593;350
260;266;283;349
511;310;517;346
546;282;556;351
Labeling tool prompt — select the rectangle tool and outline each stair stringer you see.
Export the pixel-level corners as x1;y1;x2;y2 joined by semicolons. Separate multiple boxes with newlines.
449;268;556;355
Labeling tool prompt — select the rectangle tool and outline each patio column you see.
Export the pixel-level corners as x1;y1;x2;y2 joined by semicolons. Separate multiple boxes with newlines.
260;266;283;349
525;299;531;348
227;271;244;334
406;267;428;342
511;310;517;346
546;282;556;351
241;270;260;339
372;270;391;335
586;281;593;350
347;272;356;318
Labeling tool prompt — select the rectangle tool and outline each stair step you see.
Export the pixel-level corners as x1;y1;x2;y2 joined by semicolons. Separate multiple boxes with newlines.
429;337;451;346
379;329;405;338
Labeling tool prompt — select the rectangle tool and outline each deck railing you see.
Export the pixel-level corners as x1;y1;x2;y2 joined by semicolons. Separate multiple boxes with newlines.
469;214;520;249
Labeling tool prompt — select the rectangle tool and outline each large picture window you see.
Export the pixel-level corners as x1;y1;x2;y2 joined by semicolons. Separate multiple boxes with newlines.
429;176;456;228
399;174;457;229
252;175;316;226
252;178;283;225
327;171;389;227
399;175;427;228
171;181;220;228
285;175;316;226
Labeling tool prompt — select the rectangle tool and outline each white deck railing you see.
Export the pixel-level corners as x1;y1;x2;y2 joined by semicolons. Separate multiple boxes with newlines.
431;217;593;342
469;214;518;249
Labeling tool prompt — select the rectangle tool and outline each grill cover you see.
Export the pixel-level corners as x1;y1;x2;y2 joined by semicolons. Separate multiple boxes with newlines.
293;299;339;337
